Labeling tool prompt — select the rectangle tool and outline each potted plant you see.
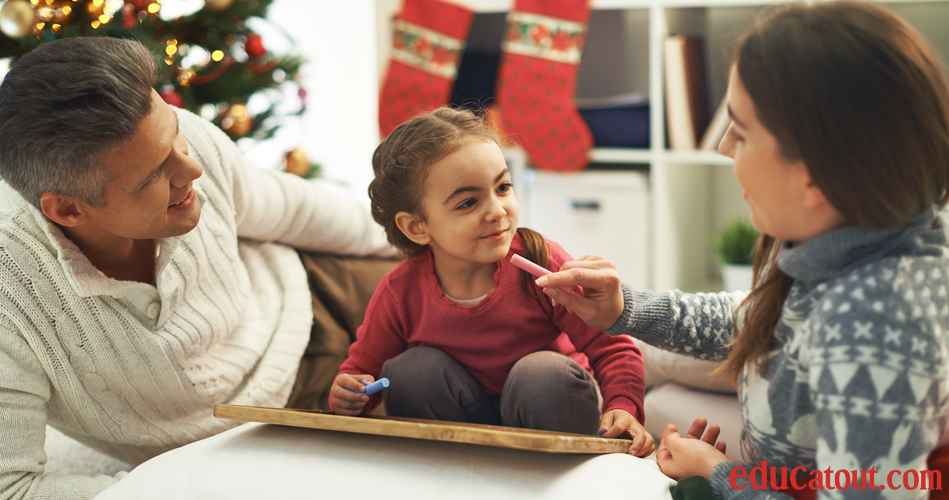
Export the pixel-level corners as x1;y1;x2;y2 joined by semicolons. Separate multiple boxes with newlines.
711;218;759;292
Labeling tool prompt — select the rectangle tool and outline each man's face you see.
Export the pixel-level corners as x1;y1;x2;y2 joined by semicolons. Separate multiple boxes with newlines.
80;89;203;241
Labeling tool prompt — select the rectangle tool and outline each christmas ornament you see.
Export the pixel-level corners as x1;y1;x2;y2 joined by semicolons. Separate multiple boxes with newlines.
0;0;36;39
244;58;278;73
203;0;235;12
219;103;253;138
284;148;312;177
496;0;593;171
159;85;184;108
378;0;473;137
189;57;235;85
245;33;265;60
122;3;136;28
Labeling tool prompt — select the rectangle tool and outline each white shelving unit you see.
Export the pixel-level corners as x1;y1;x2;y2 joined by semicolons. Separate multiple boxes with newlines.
375;0;949;292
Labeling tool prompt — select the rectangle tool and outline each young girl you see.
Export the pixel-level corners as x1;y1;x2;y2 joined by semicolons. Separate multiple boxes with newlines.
537;1;949;497
330;107;653;456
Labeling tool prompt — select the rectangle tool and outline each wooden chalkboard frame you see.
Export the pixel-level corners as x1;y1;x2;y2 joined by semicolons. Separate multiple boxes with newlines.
213;404;632;454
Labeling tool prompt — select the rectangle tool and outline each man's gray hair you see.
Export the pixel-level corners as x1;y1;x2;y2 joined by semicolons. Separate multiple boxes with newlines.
0;36;157;210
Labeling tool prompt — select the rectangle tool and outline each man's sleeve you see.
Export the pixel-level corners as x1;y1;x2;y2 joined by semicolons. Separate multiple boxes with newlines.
232;166;393;257
181;108;393;257
0;321;124;500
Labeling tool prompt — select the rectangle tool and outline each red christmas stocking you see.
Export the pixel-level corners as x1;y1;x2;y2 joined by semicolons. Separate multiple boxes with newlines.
378;0;474;138
497;0;593;171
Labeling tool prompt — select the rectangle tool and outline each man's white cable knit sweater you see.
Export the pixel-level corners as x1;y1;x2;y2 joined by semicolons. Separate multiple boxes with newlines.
0;108;392;500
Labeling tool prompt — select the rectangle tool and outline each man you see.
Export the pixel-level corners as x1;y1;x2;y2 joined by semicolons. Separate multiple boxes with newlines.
0;37;397;499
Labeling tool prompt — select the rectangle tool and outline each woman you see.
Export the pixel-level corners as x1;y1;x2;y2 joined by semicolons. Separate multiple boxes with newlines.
538;1;949;498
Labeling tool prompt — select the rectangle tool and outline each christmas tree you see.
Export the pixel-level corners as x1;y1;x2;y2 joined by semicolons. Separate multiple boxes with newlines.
0;0;317;177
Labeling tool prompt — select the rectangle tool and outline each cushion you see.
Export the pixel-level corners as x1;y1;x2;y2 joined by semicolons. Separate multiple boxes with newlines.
287;252;401;412
643;382;743;461
92;422;676;500
634;338;736;394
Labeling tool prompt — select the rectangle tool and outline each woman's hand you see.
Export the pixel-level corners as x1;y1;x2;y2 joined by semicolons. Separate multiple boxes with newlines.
598;409;656;457
534;255;625;330
329;373;374;416
656;417;730;480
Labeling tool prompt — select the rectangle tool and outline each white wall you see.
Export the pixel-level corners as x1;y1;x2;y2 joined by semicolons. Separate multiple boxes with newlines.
264;0;381;195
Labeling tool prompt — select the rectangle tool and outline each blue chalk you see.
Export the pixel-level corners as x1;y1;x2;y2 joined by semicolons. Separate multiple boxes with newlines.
364;378;390;395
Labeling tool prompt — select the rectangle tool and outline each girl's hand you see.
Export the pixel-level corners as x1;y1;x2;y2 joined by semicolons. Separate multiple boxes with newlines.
681;416;728;454
534;255;625;330
656;418;730;480
329;373;374;416
598;409;656;457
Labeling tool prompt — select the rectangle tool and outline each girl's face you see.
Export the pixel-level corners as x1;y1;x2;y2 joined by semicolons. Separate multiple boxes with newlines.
413;140;518;269
718;65;837;243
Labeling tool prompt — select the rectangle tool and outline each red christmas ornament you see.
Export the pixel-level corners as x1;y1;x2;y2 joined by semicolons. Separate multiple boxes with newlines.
159;86;184;108
122;3;136;29
298;87;307;110
245;34;266;60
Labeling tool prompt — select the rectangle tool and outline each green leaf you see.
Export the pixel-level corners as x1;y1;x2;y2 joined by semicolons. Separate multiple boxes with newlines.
711;218;759;265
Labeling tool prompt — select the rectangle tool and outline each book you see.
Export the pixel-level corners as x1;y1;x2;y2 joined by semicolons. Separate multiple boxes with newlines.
664;35;709;150
699;96;731;150
575;93;650;148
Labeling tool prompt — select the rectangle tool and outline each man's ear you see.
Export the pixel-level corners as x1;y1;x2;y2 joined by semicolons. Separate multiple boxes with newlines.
395;211;431;246
40;193;88;228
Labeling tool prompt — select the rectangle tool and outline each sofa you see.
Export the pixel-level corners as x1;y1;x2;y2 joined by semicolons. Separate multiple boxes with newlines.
636;339;743;461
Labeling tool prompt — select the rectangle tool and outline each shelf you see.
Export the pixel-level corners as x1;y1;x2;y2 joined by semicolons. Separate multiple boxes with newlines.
878;0;949;3
588;148;732;165
452;0;793;12
452;0;650;12
589;148;653;164
661;150;733;165
654;0;788;7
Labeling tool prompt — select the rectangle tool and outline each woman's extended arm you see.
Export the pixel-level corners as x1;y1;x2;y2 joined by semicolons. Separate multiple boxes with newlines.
538;255;747;361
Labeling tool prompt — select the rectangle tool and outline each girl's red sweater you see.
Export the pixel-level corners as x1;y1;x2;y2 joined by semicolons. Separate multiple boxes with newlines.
338;235;646;421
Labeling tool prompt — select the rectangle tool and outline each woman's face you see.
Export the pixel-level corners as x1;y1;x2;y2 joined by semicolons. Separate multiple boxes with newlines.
718;65;835;243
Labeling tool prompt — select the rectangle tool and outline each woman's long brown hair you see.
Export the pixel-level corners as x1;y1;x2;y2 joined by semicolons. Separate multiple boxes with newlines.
369;106;549;298
717;1;949;384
